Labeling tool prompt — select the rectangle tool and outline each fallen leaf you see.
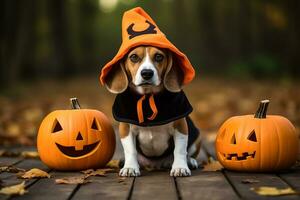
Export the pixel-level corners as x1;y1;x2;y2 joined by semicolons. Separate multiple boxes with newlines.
0;166;25;173
81;168;115;178
118;177;127;184
55;176;90;185
0;150;5;157
251;186;298;196
106;160;120;168
21;151;39;159
118;177;126;182
241;179;260;184
202;157;223;171
145;167;155;172
20;168;50;179
81;169;94;175
0;182;27;196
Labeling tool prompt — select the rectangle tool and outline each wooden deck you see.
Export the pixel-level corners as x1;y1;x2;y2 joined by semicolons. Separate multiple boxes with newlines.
0;137;300;200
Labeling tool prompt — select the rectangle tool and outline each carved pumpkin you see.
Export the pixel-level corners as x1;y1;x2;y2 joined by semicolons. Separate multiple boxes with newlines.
216;100;299;172
37;98;115;171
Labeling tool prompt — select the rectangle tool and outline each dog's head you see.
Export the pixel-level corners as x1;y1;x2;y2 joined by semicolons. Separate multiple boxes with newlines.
104;46;183;94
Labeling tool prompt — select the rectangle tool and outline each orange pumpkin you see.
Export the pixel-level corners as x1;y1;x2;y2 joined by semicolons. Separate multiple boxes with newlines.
215;100;299;172
37;98;115;171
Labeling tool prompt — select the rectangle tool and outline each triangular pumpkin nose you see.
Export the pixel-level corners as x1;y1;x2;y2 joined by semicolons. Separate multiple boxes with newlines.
76;132;83;141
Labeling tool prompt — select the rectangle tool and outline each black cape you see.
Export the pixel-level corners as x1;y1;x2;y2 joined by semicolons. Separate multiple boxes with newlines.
112;89;200;159
113;89;193;126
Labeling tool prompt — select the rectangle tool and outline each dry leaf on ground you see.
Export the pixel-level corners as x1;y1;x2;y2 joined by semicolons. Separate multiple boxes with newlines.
0;150;5;157
55;176;90;185
241;179;260;184
145;167;155;172
0;166;25;173
202;157;223;171
21;151;39;158
20;168;50;179
0;182;27;196
118;177;127;184
118;177;126;183
81;168;115;178
81;169;94;175
106;160;120;168
251;186;298;196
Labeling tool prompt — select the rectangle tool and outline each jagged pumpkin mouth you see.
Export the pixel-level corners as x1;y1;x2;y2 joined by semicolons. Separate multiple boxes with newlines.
220;151;256;161
55;141;100;157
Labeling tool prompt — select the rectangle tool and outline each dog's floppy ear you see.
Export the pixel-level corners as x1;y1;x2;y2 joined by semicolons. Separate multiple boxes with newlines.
105;62;128;94
163;52;183;92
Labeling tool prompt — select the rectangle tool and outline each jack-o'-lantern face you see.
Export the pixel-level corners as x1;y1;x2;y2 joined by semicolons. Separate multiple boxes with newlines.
215;100;299;172
38;99;116;171
216;119;261;171
217;128;258;162
52;117;102;158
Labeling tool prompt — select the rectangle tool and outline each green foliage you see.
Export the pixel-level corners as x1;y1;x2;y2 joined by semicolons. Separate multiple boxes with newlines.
228;55;281;79
1;0;300;88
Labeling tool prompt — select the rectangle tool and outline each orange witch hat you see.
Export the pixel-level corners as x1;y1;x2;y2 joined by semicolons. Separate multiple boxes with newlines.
100;7;195;85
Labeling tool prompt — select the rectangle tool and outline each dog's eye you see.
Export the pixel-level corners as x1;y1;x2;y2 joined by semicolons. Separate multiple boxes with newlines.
154;53;164;62
129;54;140;63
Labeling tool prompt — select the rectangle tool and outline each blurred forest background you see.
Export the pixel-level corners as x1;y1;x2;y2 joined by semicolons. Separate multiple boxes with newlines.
0;0;299;149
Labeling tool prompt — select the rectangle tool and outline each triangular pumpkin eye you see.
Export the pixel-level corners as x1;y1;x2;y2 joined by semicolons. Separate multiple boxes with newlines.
231;133;236;144
52;119;63;133
248;130;257;142
91;118;101;131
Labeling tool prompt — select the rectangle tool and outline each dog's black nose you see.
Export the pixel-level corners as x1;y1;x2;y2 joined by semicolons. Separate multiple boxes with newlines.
141;69;154;80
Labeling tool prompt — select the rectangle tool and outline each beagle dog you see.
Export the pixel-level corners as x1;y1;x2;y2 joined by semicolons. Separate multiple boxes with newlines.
104;46;201;177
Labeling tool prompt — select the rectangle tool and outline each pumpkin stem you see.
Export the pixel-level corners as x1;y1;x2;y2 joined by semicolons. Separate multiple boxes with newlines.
70;98;81;109
254;100;269;119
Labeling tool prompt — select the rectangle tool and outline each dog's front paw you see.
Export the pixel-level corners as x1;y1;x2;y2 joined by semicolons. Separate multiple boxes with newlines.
119;167;141;177
170;166;191;177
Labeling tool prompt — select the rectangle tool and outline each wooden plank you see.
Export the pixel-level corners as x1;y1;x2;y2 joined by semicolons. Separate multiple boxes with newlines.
1;159;49;200
2;146;37;153
0;146;37;157
0;157;22;167
10;171;79;200
0;157;23;181
13;159;48;172
224;170;300;200
176;170;239;200
0;158;48;182
0;159;49;187
278;169;300;191
72;172;134;200
131;171;177;200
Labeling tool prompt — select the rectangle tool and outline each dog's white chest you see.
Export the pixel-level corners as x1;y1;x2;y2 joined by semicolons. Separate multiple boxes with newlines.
132;124;174;157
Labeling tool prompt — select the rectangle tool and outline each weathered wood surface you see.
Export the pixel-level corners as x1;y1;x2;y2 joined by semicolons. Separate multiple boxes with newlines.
176;171;239;200
131;171;177;200
224;171;300;200
0;138;299;200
